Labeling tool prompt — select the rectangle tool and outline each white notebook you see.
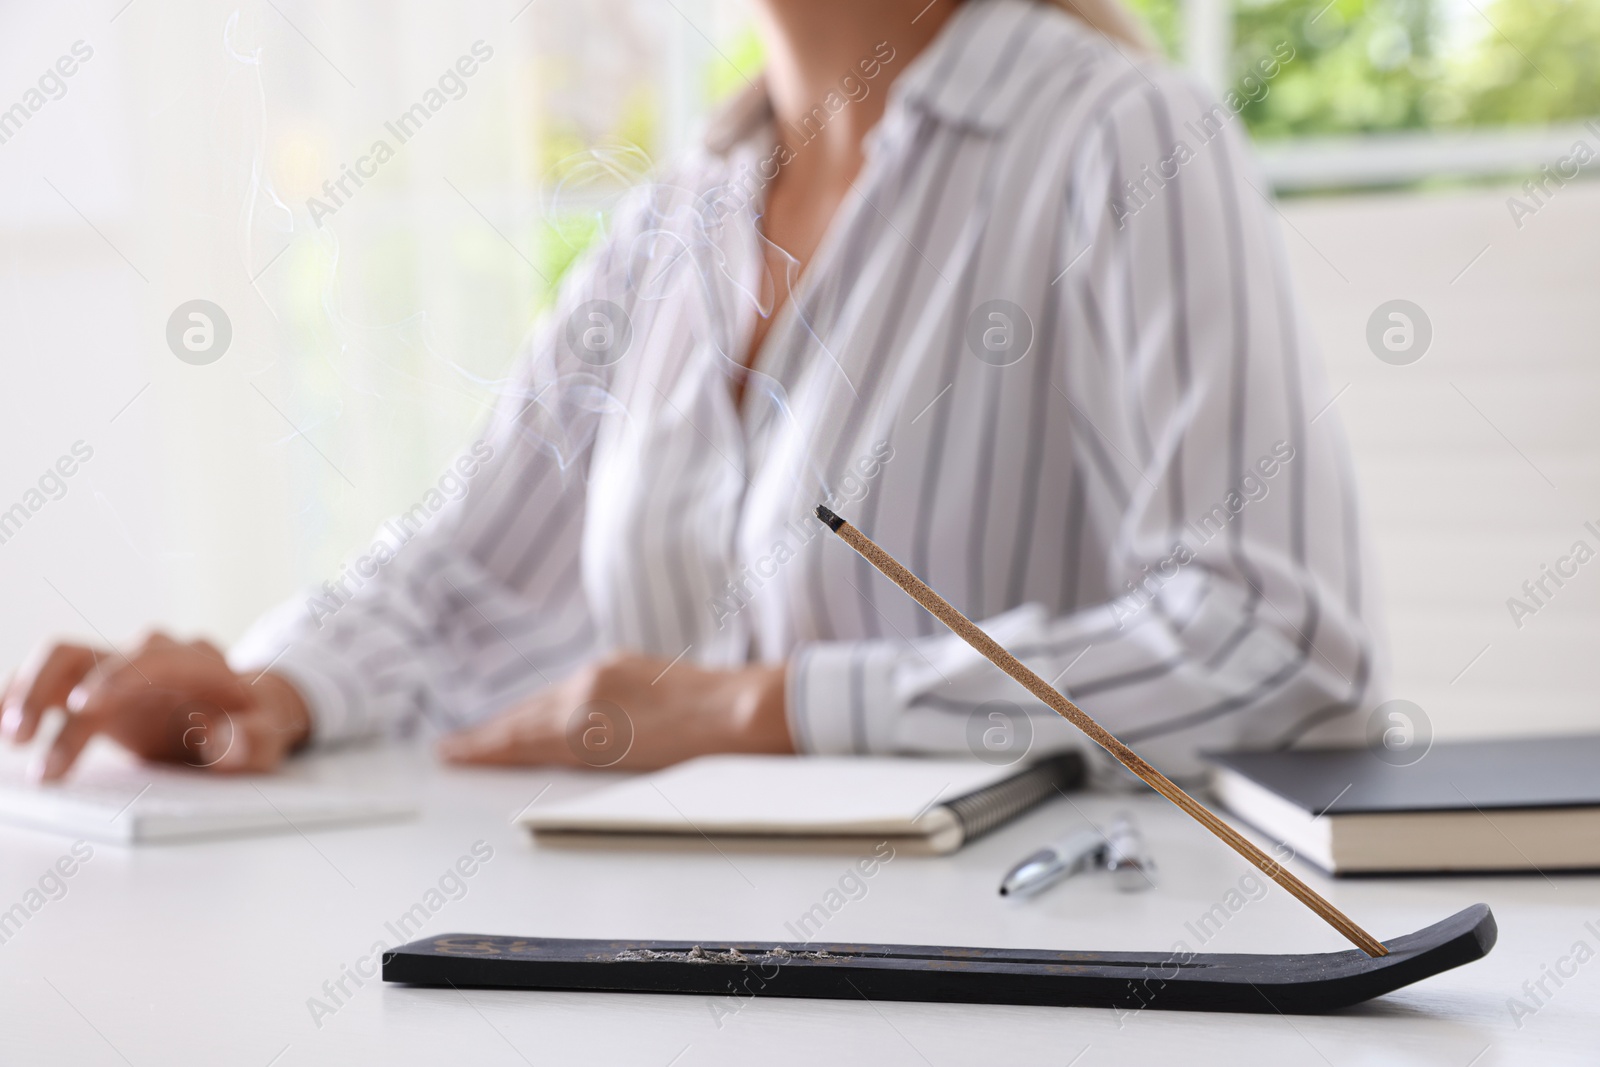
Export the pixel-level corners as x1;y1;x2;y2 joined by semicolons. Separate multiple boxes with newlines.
520;753;1083;855
0;752;415;845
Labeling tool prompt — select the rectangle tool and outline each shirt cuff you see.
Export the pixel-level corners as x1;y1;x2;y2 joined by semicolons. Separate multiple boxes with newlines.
785;639;903;755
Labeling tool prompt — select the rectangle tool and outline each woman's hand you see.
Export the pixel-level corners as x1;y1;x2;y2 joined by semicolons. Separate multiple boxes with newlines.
0;633;311;780
436;653;793;770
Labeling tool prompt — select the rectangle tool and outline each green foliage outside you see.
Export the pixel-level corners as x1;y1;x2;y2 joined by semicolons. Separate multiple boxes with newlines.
704;27;767;104
1125;0;1187;55
1232;0;1600;137
1441;0;1600;126
1111;0;1600;137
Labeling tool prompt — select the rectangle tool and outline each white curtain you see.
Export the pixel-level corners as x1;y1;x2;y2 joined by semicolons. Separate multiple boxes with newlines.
0;0;748;659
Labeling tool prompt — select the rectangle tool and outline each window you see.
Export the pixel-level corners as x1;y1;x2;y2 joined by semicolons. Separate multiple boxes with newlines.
1126;0;1600;189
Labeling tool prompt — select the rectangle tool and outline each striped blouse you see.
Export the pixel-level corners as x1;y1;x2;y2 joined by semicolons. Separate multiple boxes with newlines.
233;0;1382;778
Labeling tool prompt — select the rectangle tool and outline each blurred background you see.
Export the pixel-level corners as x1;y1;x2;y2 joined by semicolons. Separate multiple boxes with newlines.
1;0;1595;742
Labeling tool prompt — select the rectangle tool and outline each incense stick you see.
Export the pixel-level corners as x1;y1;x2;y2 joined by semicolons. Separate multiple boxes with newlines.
814;505;1388;958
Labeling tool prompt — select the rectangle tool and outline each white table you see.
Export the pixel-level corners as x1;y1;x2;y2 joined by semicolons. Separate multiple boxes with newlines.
0;743;1593;1066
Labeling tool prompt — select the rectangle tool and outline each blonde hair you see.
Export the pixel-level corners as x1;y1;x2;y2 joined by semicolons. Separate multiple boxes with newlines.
1047;0;1157;53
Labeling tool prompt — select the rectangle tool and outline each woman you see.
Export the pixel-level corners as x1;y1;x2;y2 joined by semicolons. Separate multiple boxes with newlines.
2;0;1378;782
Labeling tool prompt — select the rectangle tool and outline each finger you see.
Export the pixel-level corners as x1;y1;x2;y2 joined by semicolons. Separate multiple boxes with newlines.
36;703;110;782
3;643;101;744
39;667;165;780
4;642;99;740
67;653;161;722
0;669;17;739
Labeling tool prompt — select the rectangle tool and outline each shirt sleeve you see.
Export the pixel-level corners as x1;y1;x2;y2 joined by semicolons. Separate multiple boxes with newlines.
228;185;662;746
785;69;1382;779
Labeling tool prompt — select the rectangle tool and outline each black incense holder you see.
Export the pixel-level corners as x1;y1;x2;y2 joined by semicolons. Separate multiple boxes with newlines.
382;903;1495;1014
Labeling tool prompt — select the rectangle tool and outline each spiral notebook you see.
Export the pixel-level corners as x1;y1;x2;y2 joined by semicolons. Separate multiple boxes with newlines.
520;752;1083;855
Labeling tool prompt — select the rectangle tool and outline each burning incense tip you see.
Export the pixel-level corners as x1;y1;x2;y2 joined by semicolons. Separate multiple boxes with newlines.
814;504;845;532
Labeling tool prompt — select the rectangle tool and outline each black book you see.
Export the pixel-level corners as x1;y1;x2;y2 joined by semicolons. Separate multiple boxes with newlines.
1204;735;1600;875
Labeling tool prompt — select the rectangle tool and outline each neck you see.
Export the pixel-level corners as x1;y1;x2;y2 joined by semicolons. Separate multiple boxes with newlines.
750;0;958;160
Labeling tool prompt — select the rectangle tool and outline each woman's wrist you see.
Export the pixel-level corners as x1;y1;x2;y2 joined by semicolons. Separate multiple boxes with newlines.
252;670;313;753
729;662;795;754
